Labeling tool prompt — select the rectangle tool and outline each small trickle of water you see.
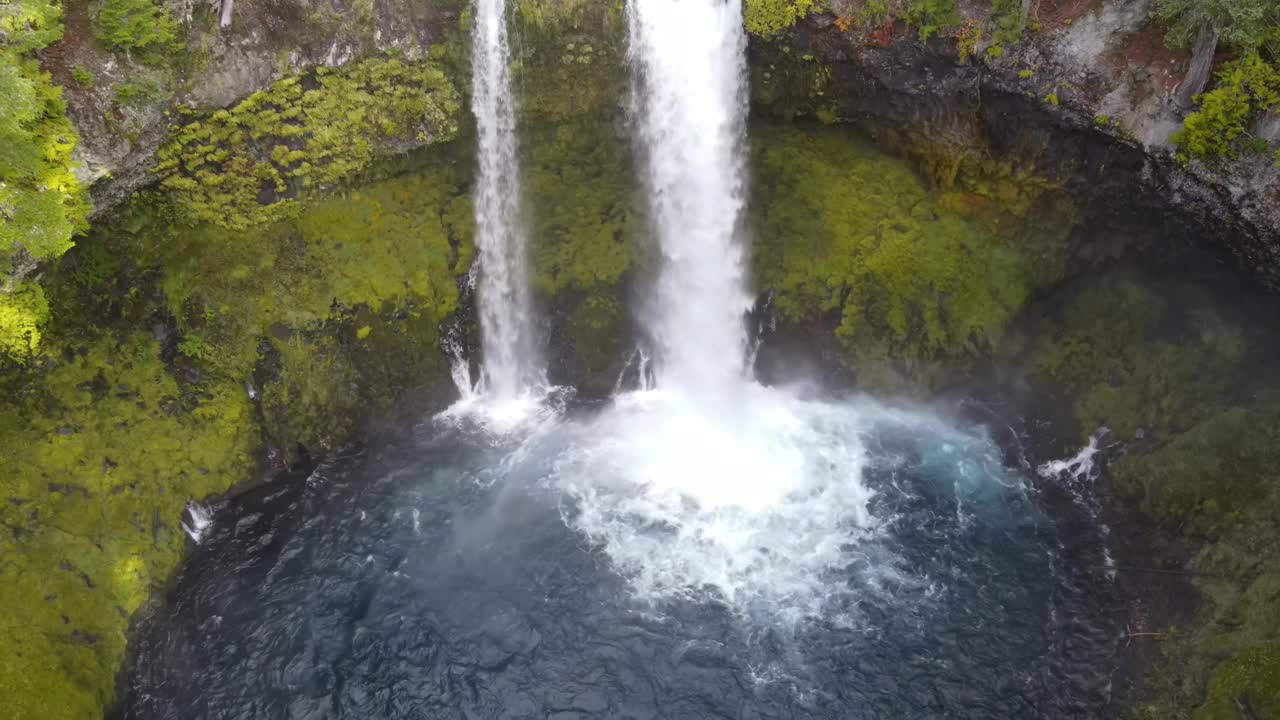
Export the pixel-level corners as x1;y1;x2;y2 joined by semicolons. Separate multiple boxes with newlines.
444;330;474;402
612;347;655;393
471;0;541;400
181;502;214;544
1038;427;1108;495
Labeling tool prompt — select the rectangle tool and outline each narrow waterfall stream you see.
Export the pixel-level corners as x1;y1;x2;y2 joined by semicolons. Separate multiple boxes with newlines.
470;0;540;400
114;1;1121;717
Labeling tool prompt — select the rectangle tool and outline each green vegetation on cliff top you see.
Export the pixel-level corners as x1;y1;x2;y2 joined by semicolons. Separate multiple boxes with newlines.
93;0;182;56
1;0;90;358
745;0;822;37
1154;0;1278;51
1172;52;1280;165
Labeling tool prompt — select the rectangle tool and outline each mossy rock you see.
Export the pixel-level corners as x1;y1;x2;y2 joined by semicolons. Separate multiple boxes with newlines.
749;122;1068;390
1195;644;1280;720
153;56;462;230
0;333;256;718
1022;273;1251;443
524;113;639;389
513;0;626;122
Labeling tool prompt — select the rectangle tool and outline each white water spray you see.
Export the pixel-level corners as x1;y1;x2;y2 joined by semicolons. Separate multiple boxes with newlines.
543;0;882;614
471;0;540;400
626;0;753;395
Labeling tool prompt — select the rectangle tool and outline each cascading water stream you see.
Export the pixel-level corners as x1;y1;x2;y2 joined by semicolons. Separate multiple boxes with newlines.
627;0;753;396
470;0;540;401
534;0;883;613
118;6;1120;712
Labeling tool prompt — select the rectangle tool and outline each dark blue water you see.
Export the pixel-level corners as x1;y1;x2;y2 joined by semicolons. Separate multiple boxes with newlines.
115;402;1119;719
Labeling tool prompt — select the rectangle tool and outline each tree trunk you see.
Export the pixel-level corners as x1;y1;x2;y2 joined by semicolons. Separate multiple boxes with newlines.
220;0;234;28
1176;25;1218;109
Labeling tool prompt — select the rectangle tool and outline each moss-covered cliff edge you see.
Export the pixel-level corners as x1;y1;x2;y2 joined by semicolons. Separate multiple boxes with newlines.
2;0;1280;718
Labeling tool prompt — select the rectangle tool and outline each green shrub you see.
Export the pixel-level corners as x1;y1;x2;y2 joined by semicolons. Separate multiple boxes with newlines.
0;0;89;359
990;0;1025;48
70;65;95;88
744;0;822;37
1171;52;1280;162
905;0;960;41
113;75;169;107
94;0;181;54
177;333;214;360
1153;0;1277;51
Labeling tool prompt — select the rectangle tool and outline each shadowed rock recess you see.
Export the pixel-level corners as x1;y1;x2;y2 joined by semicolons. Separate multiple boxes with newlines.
1;0;1279;717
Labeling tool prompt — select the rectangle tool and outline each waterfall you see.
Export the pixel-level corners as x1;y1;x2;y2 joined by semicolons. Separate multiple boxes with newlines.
471;0;539;400
626;0;753;397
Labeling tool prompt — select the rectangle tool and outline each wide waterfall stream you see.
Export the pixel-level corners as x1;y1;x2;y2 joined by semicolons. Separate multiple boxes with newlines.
115;0;1122;717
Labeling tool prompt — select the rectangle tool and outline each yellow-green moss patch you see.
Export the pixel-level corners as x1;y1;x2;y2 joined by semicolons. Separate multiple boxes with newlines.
0;334;256;718
154;57;461;230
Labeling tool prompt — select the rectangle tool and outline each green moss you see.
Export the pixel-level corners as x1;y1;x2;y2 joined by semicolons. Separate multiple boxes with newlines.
261;334;359;452
1112;404;1279;534
153;57;461;230
0;279;49;358
526;119;636;296
516;0;621;30
134;165;473;381
749;123;1066;387
512;2;626;122
1196;645;1280;720
0;333;256;718
1025;275;1246;441
750;46;833;120
521;112;637;389
563;294;626;386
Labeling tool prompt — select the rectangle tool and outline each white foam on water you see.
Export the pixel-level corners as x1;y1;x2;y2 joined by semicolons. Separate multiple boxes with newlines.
1037;429;1107;484
546;385;882;618
436;385;567;439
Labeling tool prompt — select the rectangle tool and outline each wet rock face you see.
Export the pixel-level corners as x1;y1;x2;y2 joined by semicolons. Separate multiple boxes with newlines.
765;18;1280;290
65;0;470;216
